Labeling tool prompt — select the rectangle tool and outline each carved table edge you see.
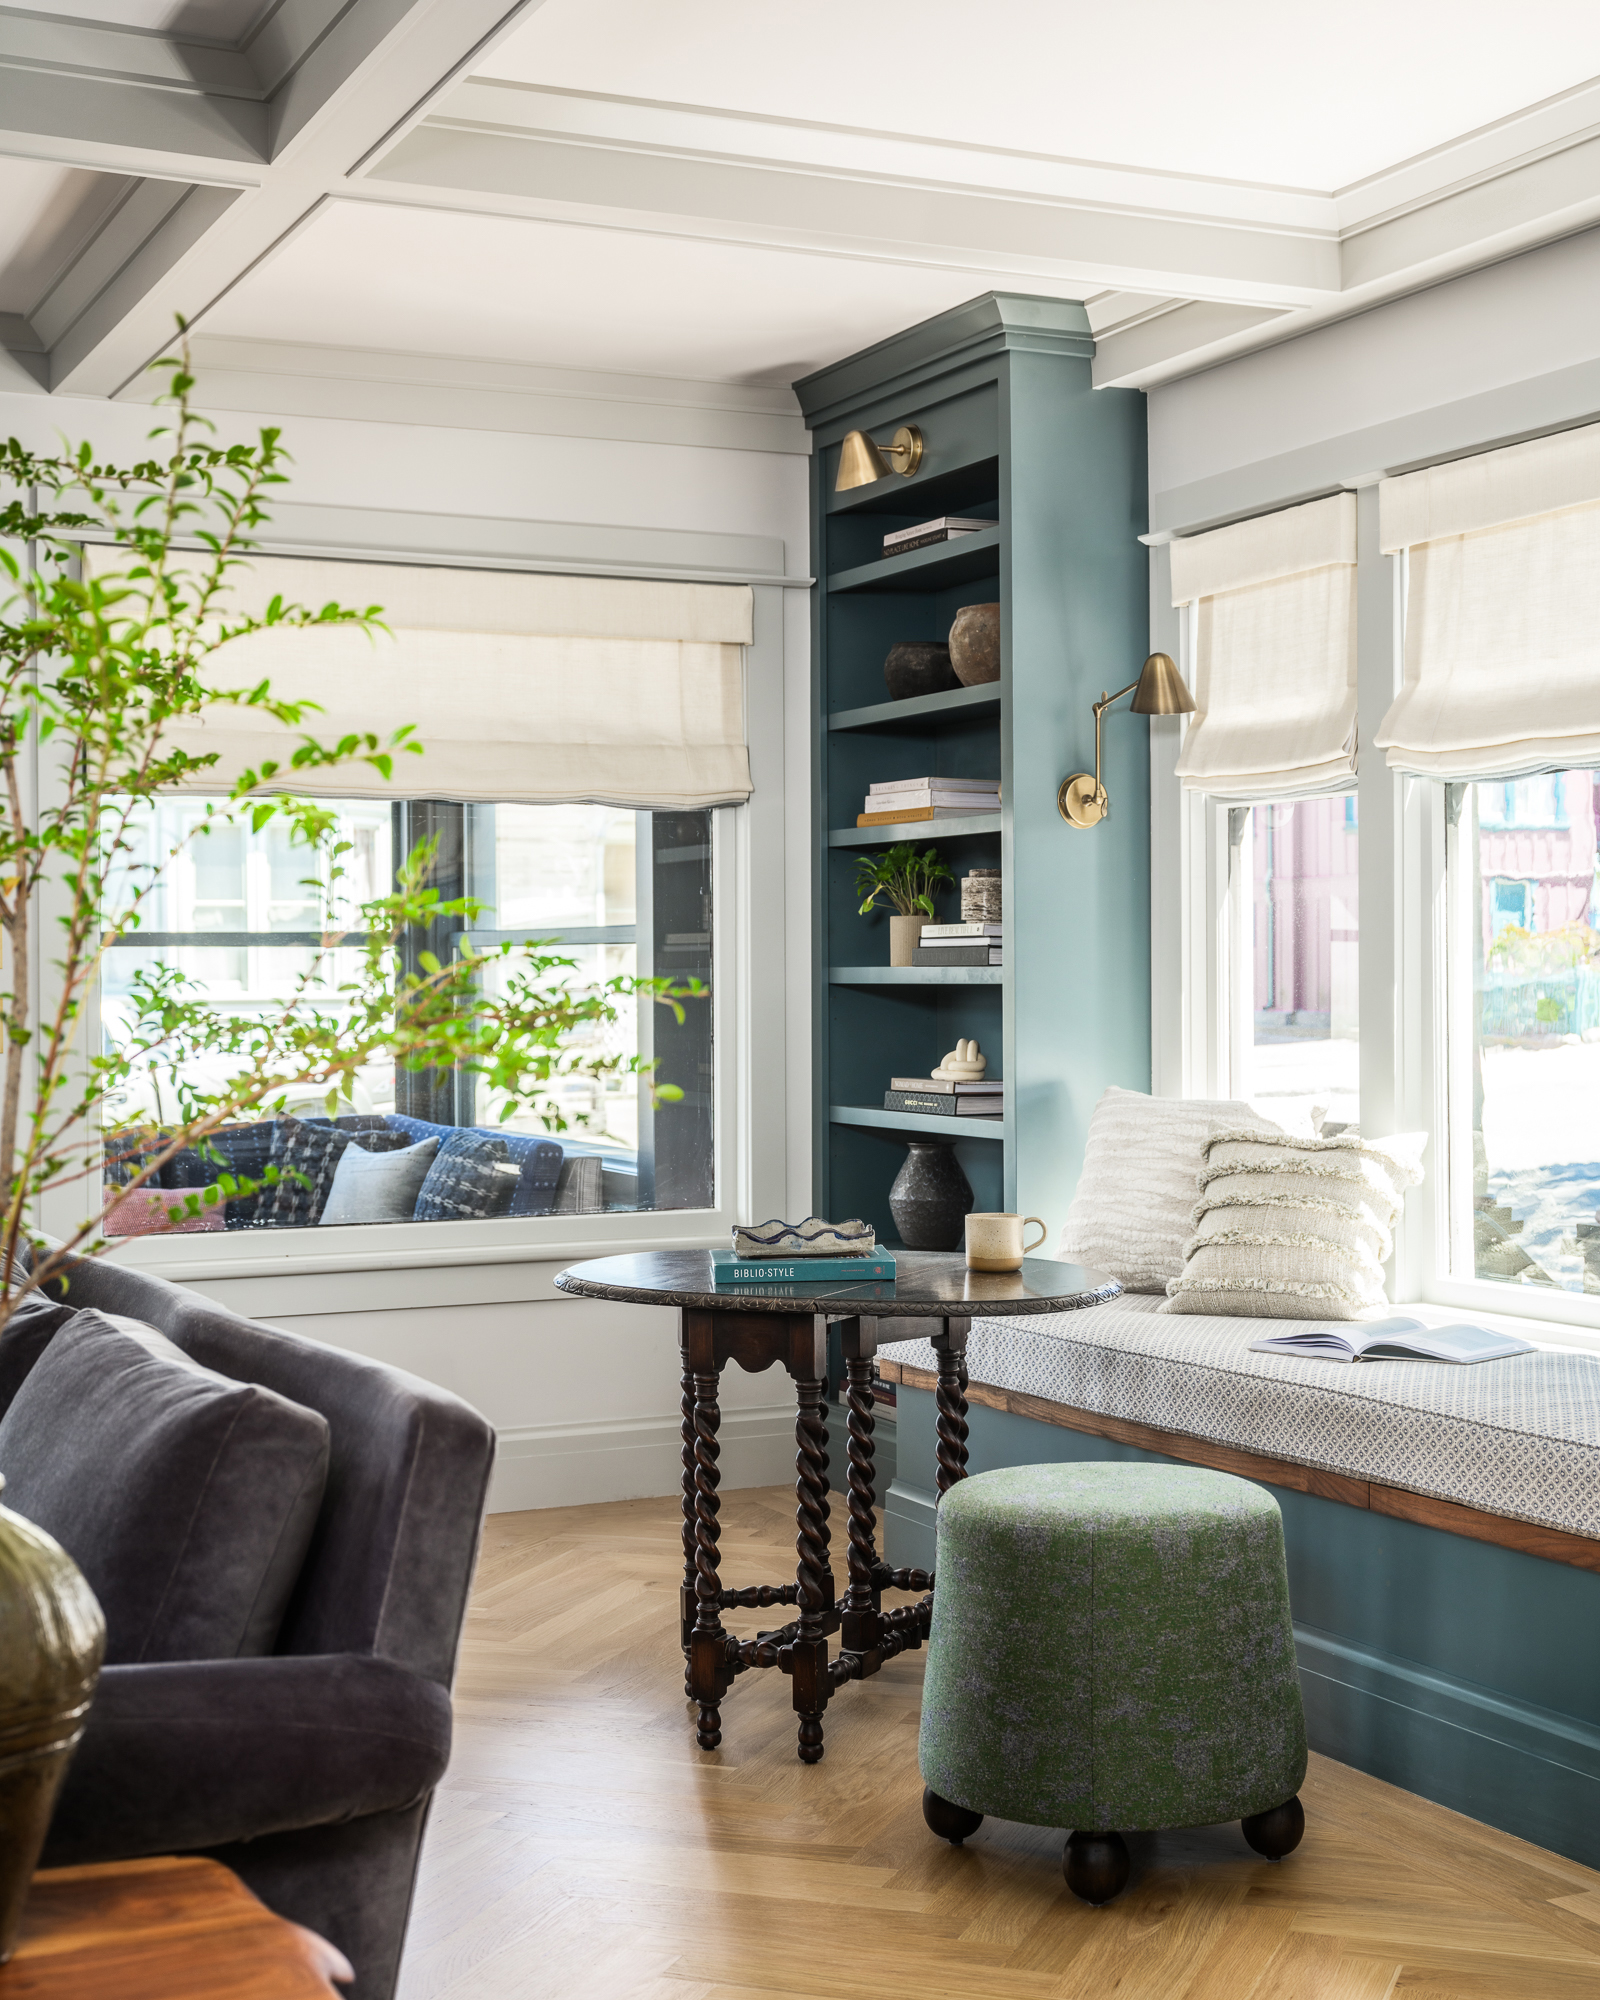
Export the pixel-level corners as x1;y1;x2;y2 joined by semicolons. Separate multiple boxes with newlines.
878;1359;1600;1575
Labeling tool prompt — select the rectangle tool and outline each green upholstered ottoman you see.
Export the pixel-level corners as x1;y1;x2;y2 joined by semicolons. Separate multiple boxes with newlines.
918;1462;1308;1903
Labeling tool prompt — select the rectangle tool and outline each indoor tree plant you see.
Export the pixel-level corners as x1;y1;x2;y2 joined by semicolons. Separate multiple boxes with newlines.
0;344;698;1331
855;843;953;965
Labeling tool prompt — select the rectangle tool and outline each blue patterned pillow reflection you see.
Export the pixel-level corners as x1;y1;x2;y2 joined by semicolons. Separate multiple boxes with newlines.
413;1132;518;1223
252;1120;353;1229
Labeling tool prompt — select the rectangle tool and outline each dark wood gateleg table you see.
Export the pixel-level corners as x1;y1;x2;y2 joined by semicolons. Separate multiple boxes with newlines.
554;1249;1119;1764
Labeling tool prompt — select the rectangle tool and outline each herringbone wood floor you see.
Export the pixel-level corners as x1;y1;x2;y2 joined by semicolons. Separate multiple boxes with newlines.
399;1485;1600;2000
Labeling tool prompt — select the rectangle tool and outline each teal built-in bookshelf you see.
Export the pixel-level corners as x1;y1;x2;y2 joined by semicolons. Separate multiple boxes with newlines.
794;295;1150;1242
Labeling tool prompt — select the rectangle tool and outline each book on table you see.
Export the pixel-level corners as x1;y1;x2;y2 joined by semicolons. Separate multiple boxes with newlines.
884;1089;1002;1118
881;517;993;555
711;1249;898;1285
1247;1316;1535;1364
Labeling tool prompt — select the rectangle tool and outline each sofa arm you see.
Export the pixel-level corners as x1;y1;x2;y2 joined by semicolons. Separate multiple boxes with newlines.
42;1652;452;1867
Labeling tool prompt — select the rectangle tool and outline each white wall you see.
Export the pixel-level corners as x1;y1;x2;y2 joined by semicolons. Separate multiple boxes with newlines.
1147;223;1600;534
18;377;814;1511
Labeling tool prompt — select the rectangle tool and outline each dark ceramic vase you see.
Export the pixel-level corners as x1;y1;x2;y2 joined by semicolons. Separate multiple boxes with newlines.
0;1486;105;1960
883;641;960;701
888;1141;974;1251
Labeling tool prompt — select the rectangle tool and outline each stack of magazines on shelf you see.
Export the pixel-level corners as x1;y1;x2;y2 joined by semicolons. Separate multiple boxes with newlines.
912;921;1001;967
858;775;1000;826
881;516;992;557
883;1073;1003;1119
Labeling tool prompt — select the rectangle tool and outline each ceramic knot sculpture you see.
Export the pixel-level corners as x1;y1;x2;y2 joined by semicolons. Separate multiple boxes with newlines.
732;1217;877;1258
932;1039;987;1082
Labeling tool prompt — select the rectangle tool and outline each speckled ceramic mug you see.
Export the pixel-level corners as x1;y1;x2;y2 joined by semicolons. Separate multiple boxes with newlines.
964;1211;1047;1272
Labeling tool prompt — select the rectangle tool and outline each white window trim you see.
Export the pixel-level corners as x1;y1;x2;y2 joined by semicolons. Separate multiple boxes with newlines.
30;519;800;1303
1158;496;1600;1356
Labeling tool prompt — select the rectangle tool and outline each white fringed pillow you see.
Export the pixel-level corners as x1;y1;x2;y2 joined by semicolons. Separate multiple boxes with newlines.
1162;1128;1427;1320
1058;1088;1282;1293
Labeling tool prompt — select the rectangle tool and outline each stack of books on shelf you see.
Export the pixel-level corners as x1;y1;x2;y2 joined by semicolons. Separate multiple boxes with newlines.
883;1074;1003;1119
911;922;1002;967
858;776;1000;826
881;516;992;557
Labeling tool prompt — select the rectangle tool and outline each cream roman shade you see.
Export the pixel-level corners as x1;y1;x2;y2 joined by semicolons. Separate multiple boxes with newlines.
1169;493;1358;800
102;554;754;808
1375;422;1600;778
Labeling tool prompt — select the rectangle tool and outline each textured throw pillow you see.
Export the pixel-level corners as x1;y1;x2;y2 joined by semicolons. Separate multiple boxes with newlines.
252;1118;353;1229
413;1131;518;1222
1058;1087;1283;1292
1162;1128;1428;1319
318;1134;440;1226
0;1259;75;1415
0;1309;330;1662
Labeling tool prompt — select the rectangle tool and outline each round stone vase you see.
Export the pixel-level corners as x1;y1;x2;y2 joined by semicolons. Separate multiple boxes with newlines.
0;1487;106;1961
889;1141;975;1251
889;915;926;967
884;641;959;701
948;603;1001;685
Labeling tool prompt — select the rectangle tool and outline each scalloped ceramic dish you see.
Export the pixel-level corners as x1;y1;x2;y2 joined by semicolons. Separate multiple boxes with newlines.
731;1216;877;1258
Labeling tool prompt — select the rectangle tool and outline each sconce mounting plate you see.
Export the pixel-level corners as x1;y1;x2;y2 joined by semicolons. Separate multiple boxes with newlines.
1058;774;1108;828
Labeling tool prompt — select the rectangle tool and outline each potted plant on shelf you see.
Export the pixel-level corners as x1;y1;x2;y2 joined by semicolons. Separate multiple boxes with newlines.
855;844;953;966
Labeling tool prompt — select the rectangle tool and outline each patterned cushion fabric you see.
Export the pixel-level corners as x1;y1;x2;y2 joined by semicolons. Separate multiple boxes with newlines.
413;1131;517;1223
919;1462;1306;1831
877;1296;1600;1539
318;1135;440;1227
1164;1128;1427;1319
1059;1088;1282;1293
251;1119;354;1230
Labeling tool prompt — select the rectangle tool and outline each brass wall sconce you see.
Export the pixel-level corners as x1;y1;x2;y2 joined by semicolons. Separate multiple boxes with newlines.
835;425;925;491
1057;652;1195;828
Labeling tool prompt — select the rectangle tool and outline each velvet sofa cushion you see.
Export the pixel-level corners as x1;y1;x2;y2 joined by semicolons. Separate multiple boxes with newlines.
0;1309;330;1662
0;1262;75;1415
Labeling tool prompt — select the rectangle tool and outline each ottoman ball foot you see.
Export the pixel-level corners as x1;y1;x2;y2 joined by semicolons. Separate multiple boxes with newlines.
1241;1795;1305;1861
1064;1830;1130;1905
923;1787;984;1845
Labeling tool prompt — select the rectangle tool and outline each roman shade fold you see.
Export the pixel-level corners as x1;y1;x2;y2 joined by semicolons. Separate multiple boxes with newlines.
96;554;754;808
1375;422;1600;779
1169;493;1358;801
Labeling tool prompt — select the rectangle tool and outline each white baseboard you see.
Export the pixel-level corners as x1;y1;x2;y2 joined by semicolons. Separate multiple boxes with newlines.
486;1405;797;1514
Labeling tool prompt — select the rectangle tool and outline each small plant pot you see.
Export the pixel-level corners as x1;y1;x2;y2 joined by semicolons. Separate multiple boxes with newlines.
889;915;926;966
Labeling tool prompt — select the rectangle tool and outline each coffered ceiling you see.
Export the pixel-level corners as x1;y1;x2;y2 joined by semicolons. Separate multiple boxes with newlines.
0;0;1597;430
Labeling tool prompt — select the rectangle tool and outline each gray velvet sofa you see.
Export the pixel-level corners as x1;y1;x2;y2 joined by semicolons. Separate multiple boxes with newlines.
17;1256;496;2000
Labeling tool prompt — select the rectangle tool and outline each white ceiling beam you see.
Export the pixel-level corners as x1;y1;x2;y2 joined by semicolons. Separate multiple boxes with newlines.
1091;301;1296;389
38;0;548;398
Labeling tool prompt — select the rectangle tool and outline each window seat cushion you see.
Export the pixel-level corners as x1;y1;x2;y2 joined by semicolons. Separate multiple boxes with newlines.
877;1294;1600;1541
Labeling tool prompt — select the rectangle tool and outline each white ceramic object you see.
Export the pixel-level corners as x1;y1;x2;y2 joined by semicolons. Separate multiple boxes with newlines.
732;1216;877;1257
932;1037;987;1081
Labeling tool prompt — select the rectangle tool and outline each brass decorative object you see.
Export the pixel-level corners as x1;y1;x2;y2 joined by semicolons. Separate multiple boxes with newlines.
0;1480;105;1959
1058;652;1196;829
835;425;924;491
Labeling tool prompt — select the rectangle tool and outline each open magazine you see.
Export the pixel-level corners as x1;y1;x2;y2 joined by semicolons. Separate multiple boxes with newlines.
1248;1315;1535;1365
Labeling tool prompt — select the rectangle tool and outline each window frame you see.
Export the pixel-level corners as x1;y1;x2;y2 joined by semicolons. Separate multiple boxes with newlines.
1163;512;1600;1354
26;543;799;1290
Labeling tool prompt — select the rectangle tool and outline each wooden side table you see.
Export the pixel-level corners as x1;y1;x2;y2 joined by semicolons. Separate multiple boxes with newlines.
554;1247;1119;1764
2;1857;352;1998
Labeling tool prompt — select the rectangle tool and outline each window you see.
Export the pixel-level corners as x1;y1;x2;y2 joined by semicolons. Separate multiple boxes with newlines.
1229;797;1359;1136
1446;767;1600;1297
102;798;716;1231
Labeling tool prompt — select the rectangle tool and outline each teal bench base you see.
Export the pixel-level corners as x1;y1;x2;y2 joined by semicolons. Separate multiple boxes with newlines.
887;1384;1600;1871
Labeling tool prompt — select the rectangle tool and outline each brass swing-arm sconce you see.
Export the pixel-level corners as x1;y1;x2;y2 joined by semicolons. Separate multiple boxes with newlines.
835;425;925;491
1057;652;1195;828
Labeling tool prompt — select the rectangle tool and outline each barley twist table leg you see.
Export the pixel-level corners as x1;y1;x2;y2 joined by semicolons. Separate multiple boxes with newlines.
690;1369;726;1750
791;1377;833;1763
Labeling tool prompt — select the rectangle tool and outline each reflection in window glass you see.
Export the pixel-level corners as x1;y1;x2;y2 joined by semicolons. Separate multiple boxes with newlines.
1453;770;1600;1294
1237;796;1359;1136
100;799;714;1232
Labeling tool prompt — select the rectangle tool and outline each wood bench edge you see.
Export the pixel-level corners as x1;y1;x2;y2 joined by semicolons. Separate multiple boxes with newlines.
878;1359;1600;1574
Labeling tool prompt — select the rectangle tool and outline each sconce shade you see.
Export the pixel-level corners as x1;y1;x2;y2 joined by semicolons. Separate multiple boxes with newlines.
836;429;894;491
1129;652;1196;715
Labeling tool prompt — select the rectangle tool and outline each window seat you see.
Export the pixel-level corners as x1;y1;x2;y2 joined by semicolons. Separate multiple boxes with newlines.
876;1293;1600;1568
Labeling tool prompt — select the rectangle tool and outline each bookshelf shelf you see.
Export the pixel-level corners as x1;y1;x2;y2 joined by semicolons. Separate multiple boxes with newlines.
828;684;1002;733
826;525;1001;595
828;812;1001;849
829;1104;1006;1141
828;965;1002;986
